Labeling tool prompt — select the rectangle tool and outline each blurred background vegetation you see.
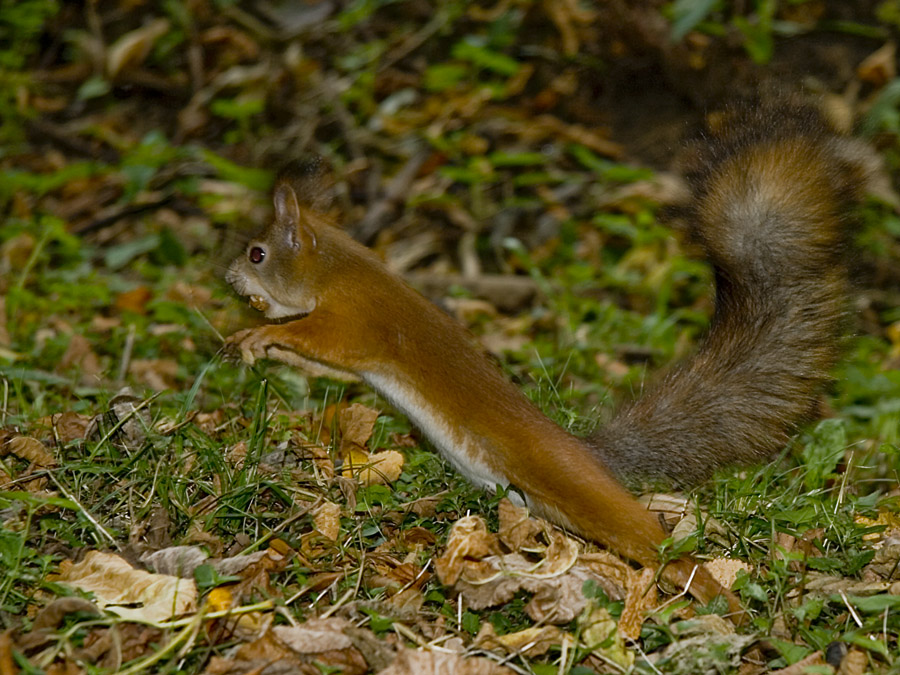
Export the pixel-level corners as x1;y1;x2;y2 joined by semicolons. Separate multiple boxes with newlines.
3;0;900;672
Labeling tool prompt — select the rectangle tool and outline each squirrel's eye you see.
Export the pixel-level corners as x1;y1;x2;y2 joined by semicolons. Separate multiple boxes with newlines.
249;246;265;264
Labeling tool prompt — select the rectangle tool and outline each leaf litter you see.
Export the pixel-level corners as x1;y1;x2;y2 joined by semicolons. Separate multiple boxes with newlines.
3;1;900;673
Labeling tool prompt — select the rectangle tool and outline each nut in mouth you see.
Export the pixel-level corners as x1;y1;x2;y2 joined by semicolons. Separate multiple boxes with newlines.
249;295;270;312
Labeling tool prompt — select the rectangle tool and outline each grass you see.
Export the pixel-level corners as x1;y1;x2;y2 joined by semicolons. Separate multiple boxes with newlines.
2;168;899;672
3;0;900;672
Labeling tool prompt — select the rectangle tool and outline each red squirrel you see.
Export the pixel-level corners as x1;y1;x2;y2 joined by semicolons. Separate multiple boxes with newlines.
224;106;869;619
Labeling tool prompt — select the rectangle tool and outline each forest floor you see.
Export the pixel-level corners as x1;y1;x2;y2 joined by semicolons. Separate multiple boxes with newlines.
3;1;900;673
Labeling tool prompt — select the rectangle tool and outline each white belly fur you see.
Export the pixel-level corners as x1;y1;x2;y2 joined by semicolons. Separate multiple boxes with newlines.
364;372;518;501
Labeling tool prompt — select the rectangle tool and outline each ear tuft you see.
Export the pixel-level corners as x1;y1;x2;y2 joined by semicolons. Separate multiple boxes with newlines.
276;157;334;213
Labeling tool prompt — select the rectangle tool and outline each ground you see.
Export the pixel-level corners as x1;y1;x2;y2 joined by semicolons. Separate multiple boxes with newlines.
2;1;900;673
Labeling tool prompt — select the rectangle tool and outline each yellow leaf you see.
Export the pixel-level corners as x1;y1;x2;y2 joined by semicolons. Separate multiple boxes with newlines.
341;447;370;479
207;586;233;612
357;450;404;486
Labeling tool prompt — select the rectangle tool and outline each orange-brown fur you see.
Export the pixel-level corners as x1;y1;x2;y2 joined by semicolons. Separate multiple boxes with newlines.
225;108;868;622
225;175;739;616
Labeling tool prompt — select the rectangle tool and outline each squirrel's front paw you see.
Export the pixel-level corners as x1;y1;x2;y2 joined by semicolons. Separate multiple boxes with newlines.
224;328;270;366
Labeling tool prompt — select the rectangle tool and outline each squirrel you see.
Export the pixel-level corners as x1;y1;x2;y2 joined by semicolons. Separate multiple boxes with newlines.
224;105;869;620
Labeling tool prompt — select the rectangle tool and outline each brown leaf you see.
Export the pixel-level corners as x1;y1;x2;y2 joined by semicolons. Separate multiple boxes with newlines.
215;545;292;607
0;631;15;675
475;623;565;657
106;18;171;78
437;511;644;624
0;233;35;272
703;558;752;594
226;441;248;470
313;501;342;541
86;389;151;449
838;648;868;675
801;573;890;597
273;619;355;653
397;526;437;549
293;433;335;479
140;546;208;577
203;631;317;675
129;358;178;391
434;515;501;586
380;648;514;675
115;286;154;314
0;296;10;348
30;597;100;632
222;619;368;675
388;587;424;613
497;498;543;551
339;403;379;449
2;436;56;468
57;550;197;622
407;496;439;518
341;446;370;480
53;411;91;443
165;281;213;307
59;333;103;380
619;566;658;640
769;651;827;675
857;42;896;87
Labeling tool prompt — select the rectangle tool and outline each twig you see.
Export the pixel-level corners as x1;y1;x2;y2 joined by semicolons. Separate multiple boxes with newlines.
117;323;136;384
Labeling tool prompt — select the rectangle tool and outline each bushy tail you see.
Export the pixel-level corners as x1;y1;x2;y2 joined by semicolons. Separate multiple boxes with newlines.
588;105;872;489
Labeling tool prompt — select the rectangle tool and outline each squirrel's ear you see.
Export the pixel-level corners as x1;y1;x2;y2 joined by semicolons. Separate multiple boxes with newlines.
274;182;301;226
273;183;317;251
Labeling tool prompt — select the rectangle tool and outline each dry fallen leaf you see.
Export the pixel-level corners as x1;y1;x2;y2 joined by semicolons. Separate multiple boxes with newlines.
800;573;890;597
0;296;10;349
203;620;368;675
356;449;404;486
439;520;607;623
129;358;179;391
579;604;634;669
703;558;752;593
57;550;197;622
314;501;342;541
856;511;900;543
2;436;56;469
140;545;209;577
857;41;896;87
52;411;92;443
106;18;171;78
475;623;565;657
115;286;154;314
380;648;514;675
434;515;501;585
86;388;152;450
497;498;543;551
838;648;868;675
342;446;371;479
338;403;401;484
768;651;827;675
619;566;658;641
59;333;103;381
339;403;379;449
1;436;56;491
